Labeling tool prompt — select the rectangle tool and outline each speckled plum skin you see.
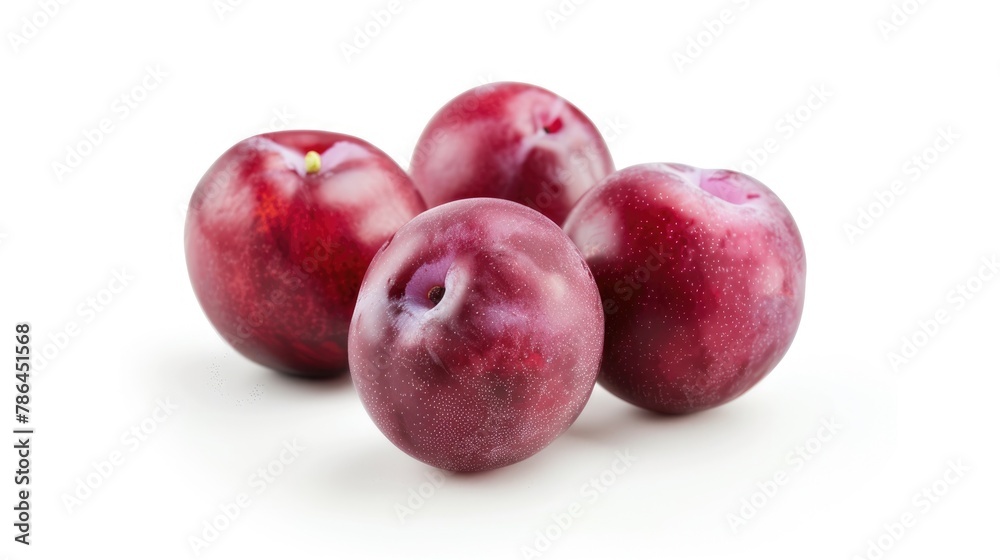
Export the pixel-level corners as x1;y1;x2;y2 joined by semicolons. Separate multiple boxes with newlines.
410;82;614;224
349;199;604;472
185;131;425;377
563;164;806;414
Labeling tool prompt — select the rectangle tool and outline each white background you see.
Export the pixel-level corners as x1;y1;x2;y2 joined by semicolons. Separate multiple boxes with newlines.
2;0;998;558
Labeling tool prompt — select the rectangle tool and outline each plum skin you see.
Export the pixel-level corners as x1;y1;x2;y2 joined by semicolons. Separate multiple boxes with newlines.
410;82;614;224
563;164;806;414
349;199;604;472
185;130;425;377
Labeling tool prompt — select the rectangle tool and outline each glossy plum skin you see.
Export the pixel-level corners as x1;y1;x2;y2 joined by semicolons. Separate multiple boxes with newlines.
185;130;425;377
564;164;806;414
349;199;604;472
410;82;614;224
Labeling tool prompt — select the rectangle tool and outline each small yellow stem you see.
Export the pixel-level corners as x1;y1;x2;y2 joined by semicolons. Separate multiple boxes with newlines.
304;151;322;174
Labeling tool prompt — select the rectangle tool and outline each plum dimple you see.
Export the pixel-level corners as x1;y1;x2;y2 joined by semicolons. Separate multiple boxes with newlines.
401;256;453;311
349;198;604;472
